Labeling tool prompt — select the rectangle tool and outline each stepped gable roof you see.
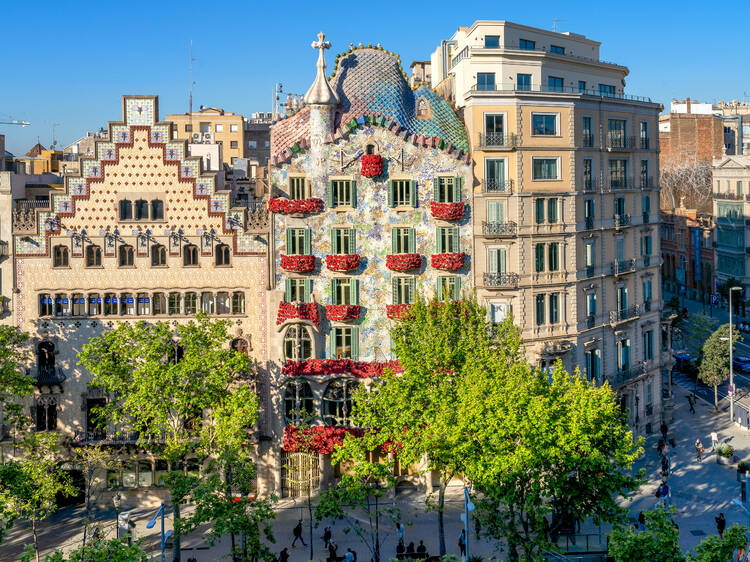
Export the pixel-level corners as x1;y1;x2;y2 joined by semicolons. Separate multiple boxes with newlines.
270;44;469;165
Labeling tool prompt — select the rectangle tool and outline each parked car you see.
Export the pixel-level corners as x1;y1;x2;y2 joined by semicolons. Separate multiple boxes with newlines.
674;352;693;372
733;356;750;374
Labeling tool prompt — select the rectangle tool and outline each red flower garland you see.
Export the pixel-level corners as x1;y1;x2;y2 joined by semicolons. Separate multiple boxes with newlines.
431;252;467;271
325;304;362;321
430;201;465;220
282;359;403;378
277;301;320;327
268;198;324;214
360;154;383;178
386;304;412;319
385;253;422;272
280;254;315;272
325;254;361;272
283;426;364;454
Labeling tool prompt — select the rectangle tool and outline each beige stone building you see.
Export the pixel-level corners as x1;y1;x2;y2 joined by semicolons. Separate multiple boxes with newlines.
428;21;668;434
3;95;270;504
166;107;246;167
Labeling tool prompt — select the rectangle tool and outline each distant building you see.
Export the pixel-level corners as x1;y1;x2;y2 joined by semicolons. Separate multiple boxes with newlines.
165;107;246;167
245;112;272;169
14;143;63;175
408;61;431;87
659;98;725;171
660;208;714;302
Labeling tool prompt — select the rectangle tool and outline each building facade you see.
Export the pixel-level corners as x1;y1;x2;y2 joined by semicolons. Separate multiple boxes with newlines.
660;208;714;301
266;35;471;495
429;20;666;434
165;107;247;167
659;98;726;171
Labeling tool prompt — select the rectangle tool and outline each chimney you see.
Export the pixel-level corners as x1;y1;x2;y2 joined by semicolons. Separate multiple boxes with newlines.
686;97;691;114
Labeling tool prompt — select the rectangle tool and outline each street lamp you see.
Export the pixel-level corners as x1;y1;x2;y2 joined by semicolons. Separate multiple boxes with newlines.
112;492;122;540
730;286;742;423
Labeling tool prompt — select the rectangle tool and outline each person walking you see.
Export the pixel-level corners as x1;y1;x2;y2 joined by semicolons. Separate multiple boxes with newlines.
687;394;696;414
711;430;719;451
661;454;670;476
458;529;466;559
695;438;705;462
637;511;646;532
716;513;726;538
397;522;405;542
345;548;355;562
292;519;307;547
323;526;332;548
660;422;668;441
278;548;290;562
327;540;338;562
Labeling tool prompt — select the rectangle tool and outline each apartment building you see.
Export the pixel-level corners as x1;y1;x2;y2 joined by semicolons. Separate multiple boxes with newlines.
660;208;714;301
165;107;246;167
429;21;666;434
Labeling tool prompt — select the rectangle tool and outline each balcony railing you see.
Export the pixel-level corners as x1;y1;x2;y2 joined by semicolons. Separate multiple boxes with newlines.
606;134;636;150
477;132;517;149
583;177;597;192
484;179;513;192
15;199;51;211
28;366;66;386
581;133;595;147
642;255;651;267
611;258;637;275
467;83;653;103
608;362;646;386
640;138;650;150
586;314;596;329
613;214;631;228
482;221;517;236
640;176;655;189
483;272;520;288
714;191;745;201
605;176;632;190
642;212;650;224
609;304;640;324
584;265;596;278
585;216;595;230
72;430;143;445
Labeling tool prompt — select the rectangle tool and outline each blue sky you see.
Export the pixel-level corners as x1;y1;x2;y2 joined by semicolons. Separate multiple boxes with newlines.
1;0;747;155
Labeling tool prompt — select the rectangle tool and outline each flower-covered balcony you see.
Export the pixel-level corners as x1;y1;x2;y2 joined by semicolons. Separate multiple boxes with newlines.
276;301;320;327
430;201;465;220
385;253;422;272
280;254;315;272
325;304;362;322
268;197;324;214
325;254;361;272
431;252;467;271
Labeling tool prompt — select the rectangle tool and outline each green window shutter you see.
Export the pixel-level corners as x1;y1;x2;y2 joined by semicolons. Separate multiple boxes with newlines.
348;228;356;254
285;228;291;252
331;279;339;305
388;181;394;207
351;327;359;360
454;277;461;300
499;248;506;273
433;178;439;202
353;279;359;305
454;176;462;202
392;229;398;253
331;229;337;254
488;201;499;223
285;279;292;302
437;277;444;300
408;228;415;253
409;278;416;303
303;229;311;254
392;278;398;304
329;328;336;359
488;249;498;273
410;180;417;207
328;180;334;207
436;227;443;253
304;279;313;303
451;227;459;252
351;180;357;208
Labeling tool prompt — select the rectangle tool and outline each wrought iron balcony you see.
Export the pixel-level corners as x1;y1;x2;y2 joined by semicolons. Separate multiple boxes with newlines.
477;132;517;149
586;314;596;329
28;366;66;386
613;214;631;228
483;178;513;193
606;134;636;150
611;258;636;276
483;272;520;288
609;304;640;324
640;138;650;150
582;177;597;192
605;176;632;190
72;429;144;445
482;221;517;237
714;191;745;201
608;362;646;386
585;216;595;230
584;265;596;278
642;255;651;267
581;133;595;147
640;176;655;189
642;212;650;224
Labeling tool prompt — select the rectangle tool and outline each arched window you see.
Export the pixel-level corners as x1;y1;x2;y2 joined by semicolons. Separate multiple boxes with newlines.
119;200;132;221
284;381;314;424
283;324;312;361
151;244;167;267
168;343;185;364
216;244;231;266
321;380;358;426
201;292;215;314
134;199;149;221
216;291;230;314
39;293;52;316
37;341;56;386
53;245;69;267
119;245;134;267
232;292;245;314
151;200;164;220
417;98;430;118
184;244;198;266
85;245;102;267
152;292;166;315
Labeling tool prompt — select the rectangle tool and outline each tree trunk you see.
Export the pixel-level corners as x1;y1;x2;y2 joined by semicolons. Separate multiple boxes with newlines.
32;519;40;562
438;479;447;556
172;501;181;562
714;384;719;411
82;467;92;547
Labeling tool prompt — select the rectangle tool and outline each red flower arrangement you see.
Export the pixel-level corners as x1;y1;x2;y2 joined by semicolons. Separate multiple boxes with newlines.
386;304;412;319
268;197;324;214
276;301;320;327
430;201;465;220
282;359;403;378
360;154;383;178
431;252;467;271
325;304;362;321
283;426;364;454
325;254;361;272
280;254;315;272
386;253;422;272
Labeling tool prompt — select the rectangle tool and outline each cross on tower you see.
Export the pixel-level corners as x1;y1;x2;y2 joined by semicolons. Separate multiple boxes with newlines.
311;31;331;53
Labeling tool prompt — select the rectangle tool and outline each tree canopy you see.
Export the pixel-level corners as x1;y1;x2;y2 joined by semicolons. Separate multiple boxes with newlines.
699;324;741;410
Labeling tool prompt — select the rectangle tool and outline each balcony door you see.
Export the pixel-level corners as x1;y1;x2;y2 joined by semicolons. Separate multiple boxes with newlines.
485;159;506;191
487;200;506;224
488;247;507;274
617;286;628;312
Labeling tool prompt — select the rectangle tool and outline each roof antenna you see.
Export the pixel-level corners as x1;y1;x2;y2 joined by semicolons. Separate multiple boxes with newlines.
189;40;196;128
552;18;565;32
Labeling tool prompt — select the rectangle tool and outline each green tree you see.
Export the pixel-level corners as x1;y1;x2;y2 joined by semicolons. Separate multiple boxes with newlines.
72;444;121;549
679;314;718;358
340;297;500;556
21;537;148;562
0;325;32;410
0;433;76;561
608;506;684;562
78;314;258;562
689;524;749;561
699;324;741;410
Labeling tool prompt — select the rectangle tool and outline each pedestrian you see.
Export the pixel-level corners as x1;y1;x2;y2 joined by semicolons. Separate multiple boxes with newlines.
711;429;719;451
397;522;405;542
328;540;338;562
323;526;332;548
716;513;726;538
292;519;307;547
661;422;668;441
695;438;705;462
396;539;405;560
687;394;696;414
458;529;466;558
416;540;427;556
345;548;355;562
661;454;670;476
657;482;670;507
637;511;646;532
406;542;415;558
279;548;290;562
474;515;481;540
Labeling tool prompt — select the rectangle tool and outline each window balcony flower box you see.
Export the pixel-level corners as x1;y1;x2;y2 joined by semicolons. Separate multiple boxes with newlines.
430;201;465;220
431;252;467;271
386;253;422;272
325;254;361;272
280;254;315;272
360;154;383;178
268;197;324;214
386;304;412;319
325;304;362;322
282;358;402;378
276;301;320;327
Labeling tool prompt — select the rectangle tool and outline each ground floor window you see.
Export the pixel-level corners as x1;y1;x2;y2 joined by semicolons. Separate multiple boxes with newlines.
280;451;320;498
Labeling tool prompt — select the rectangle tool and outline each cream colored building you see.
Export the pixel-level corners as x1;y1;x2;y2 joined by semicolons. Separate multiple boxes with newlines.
429;21;667;434
166;107;245;167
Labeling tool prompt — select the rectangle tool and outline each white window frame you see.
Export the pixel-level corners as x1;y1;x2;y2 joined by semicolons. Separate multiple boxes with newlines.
531;156;561;181
530;112;560;137
215;124;224;133
230;124;239;132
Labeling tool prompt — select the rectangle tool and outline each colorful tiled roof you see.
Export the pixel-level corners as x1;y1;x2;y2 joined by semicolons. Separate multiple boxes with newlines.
271;45;468;164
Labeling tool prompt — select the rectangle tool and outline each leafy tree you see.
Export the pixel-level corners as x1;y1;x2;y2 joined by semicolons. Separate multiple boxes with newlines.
608;506;684;562
679;314;718;358
78;314;258;562
340;297;500;556
0;433;76;561
689;524;749;561
21;537;148;561
0;326;33;438
699;324;741;410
